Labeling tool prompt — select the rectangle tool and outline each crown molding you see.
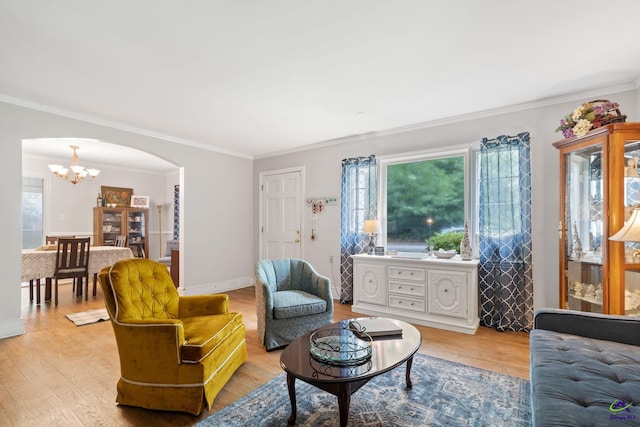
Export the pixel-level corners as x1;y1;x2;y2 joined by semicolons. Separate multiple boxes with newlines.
4;78;638;163
0;93;253;160
256;80;639;159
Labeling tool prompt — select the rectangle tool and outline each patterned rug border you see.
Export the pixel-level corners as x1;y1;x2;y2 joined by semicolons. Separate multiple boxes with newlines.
197;353;531;427
65;307;110;326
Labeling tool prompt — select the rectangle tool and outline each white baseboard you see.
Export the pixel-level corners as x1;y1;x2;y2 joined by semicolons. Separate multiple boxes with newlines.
181;276;254;296
0;318;25;339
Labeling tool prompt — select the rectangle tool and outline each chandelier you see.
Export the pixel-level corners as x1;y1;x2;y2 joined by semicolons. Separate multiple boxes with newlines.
48;145;100;185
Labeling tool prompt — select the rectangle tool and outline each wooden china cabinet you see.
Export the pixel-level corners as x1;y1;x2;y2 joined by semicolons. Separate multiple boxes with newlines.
93;207;149;258
553;123;640;316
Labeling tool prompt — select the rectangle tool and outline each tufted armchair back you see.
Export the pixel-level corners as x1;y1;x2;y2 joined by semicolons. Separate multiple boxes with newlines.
103;258;180;322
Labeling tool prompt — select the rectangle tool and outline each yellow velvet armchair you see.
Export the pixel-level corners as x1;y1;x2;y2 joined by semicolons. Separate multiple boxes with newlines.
98;258;248;415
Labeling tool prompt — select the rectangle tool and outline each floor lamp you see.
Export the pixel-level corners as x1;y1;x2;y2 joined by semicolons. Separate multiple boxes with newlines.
157;202;164;258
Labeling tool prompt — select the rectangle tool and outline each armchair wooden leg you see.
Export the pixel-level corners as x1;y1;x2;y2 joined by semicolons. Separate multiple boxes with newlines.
93;273;98;296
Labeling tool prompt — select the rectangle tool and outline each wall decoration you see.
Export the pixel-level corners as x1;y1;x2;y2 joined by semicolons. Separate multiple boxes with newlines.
306;197;337;240
131;195;150;208
101;186;133;207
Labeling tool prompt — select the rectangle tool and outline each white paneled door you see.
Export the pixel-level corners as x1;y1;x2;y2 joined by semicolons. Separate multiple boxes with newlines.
260;169;303;260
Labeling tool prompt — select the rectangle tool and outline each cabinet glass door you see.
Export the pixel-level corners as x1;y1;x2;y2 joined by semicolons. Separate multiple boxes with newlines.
101;208;122;246
564;143;604;313
622;140;640;316
127;210;146;257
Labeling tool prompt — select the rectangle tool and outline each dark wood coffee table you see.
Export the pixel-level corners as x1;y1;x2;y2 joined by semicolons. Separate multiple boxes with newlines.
279;317;421;427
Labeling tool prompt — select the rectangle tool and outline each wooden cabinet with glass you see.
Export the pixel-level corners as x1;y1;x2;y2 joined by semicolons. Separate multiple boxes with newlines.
93;207;149;258
554;123;640;316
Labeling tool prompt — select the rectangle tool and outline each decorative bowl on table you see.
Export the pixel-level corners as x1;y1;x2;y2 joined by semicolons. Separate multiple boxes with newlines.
309;328;372;366
434;249;457;259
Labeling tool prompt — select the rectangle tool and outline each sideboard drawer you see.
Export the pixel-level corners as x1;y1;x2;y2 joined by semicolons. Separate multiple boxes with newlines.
389;281;426;297
388;295;426;313
387;266;426;282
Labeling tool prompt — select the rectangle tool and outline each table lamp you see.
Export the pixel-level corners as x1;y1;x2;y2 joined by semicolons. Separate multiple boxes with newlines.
610;207;640;257
363;219;381;254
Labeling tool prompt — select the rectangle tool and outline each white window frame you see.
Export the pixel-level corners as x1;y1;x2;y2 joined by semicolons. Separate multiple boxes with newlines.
378;144;474;253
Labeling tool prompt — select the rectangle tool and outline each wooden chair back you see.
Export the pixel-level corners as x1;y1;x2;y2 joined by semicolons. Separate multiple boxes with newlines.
115;235;127;247
53;237;91;304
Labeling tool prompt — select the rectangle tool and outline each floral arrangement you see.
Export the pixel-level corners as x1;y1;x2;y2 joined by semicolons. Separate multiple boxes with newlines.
556;100;625;138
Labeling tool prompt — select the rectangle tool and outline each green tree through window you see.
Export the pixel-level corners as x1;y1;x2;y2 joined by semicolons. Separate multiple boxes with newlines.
386;156;465;252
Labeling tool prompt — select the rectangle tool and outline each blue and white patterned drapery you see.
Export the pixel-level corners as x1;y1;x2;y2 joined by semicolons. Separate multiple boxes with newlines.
478;133;533;332
173;185;180;240
340;155;377;304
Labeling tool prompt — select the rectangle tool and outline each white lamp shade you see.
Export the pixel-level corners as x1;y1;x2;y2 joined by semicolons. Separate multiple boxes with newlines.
363;219;381;234
610;208;640;242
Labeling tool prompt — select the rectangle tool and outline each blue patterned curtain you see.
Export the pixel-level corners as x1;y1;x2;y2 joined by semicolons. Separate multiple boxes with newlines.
173;185;180;239
478;133;533;332
340;155;377;304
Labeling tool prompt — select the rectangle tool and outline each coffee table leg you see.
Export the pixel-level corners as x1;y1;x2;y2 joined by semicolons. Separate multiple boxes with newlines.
286;373;297;425
405;355;414;388
337;384;351;427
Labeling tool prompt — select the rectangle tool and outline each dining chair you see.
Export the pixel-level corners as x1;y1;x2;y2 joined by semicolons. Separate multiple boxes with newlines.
114;235;127;247
29;235;75;304
53;237;91;305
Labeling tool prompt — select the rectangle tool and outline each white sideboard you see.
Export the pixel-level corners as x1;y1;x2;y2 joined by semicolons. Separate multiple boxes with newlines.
351;254;480;334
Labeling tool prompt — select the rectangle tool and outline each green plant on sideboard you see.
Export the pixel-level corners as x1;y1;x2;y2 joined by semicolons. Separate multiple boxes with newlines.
427;231;464;253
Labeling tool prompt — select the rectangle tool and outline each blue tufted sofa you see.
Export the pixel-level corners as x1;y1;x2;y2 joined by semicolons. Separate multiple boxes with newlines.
530;308;640;426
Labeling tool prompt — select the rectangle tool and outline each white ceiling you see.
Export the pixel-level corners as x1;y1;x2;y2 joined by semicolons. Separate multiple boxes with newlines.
4;1;640;164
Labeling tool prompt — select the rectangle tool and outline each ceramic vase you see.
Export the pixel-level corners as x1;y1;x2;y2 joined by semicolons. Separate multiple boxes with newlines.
460;220;472;260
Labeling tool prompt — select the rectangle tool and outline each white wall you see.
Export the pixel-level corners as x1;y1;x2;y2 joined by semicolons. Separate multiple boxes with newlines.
1;101;254;339
253;87;640;307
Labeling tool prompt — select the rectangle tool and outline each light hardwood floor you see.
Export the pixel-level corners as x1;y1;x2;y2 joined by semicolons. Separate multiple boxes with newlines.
0;281;530;427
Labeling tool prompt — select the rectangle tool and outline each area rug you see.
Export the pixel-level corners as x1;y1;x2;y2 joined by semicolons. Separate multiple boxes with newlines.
65;308;110;326
196;353;531;427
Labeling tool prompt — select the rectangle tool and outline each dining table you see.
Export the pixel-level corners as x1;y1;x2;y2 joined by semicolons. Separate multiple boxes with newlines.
22;246;135;303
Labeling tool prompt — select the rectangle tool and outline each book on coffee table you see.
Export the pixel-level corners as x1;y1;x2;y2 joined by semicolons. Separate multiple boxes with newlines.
349;318;403;337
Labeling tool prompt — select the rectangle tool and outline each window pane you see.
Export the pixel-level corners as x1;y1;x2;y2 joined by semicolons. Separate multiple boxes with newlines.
386;156;465;252
480;149;521;236
22;177;43;249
